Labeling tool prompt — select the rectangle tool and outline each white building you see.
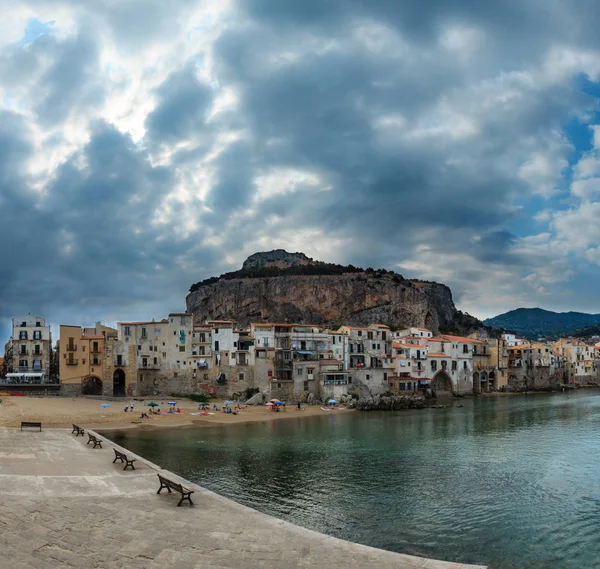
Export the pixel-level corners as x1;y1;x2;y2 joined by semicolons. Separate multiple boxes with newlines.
393;327;433;339
10;314;52;380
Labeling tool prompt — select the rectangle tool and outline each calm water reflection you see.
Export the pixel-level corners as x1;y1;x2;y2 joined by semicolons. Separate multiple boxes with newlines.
105;391;600;569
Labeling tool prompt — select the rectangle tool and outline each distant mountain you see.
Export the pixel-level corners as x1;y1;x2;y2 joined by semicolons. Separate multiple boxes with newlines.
483;308;600;339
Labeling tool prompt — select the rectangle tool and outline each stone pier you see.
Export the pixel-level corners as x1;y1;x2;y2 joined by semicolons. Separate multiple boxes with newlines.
0;428;486;569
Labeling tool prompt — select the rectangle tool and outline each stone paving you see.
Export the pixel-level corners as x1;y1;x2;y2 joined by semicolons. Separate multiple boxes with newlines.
0;428;487;569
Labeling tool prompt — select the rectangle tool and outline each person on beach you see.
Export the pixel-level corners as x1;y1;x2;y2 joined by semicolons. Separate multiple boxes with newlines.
130;401;134;411
297;401;301;410
124;406;128;412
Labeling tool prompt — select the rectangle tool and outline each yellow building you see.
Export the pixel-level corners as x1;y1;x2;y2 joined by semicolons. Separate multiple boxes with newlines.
59;323;117;396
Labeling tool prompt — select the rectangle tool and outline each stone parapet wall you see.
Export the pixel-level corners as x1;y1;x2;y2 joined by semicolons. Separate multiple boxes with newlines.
60;383;82;397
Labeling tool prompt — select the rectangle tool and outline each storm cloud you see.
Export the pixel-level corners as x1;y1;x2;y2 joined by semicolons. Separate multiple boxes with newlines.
2;0;600;341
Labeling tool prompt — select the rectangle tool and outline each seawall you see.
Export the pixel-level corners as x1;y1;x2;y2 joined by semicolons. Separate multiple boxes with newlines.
0;427;487;568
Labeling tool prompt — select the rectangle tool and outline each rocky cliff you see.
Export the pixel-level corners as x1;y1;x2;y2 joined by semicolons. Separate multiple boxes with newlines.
186;251;478;332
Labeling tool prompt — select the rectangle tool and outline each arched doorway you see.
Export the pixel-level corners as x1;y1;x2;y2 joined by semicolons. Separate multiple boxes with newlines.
480;371;488;391
489;371;496;389
82;376;102;396
431;371;453;394
113;368;126;397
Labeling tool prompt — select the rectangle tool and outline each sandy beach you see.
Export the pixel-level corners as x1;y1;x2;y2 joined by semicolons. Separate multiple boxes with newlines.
0;395;352;430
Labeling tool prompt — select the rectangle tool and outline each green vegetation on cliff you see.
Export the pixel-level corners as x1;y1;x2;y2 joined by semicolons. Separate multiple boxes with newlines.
189;263;406;292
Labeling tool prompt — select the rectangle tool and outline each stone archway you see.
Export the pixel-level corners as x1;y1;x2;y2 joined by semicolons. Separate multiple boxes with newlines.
480;371;488;391
82;376;102;396
431;371;453;395
113;368;126;397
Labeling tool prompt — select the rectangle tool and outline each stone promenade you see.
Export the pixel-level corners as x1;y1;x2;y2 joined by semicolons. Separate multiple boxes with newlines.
0;428;487;569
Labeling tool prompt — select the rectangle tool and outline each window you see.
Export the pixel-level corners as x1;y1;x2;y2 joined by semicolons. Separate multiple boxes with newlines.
307;367;314;378
383;372;387;382
368;332;373;340
297;368;303;376
382;332;387;340
20;345;26;354
463;344;468;354
155;329;160;335
33;330;41;340
36;321;41;327
142;358;148;367
372;343;376;350
33;360;42;370
233;342;237;348
21;321;26;327
117;355;123;365
34;345;41;355
214;328;219;334
154;357;158;365
82;346;86;352
180;316;186;325
358;330;362;336
179;346;185;352
463;361;468;369
431;360;437;372
19;331;27;340
138;345;141;350
162;352;166;358
141;328;147;338
124;326;130;336
366;374;370;380
239;372;245;381
452;361;457;371
304;381;309;391
215;341;219;351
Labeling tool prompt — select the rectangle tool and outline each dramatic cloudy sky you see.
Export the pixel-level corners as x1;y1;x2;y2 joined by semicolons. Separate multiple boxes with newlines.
3;0;600;342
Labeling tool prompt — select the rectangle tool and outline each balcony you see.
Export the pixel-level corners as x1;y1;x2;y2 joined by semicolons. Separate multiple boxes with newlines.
89;348;101;354
66;359;79;366
19;350;28;356
66;345;77;352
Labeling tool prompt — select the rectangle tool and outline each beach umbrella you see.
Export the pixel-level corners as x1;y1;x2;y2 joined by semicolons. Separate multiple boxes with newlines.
168;401;177;405
274;400;283;405
328;399;337;404
100;403;110;408
223;400;234;405
148;402;159;407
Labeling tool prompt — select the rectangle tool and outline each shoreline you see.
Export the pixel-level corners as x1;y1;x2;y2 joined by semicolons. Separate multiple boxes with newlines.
0;387;593;433
0;395;354;431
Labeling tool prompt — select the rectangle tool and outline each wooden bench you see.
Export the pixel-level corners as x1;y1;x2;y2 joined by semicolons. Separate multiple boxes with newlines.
21;421;41;432
157;473;194;506
113;449;136;470
72;424;84;436
87;434;102;448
